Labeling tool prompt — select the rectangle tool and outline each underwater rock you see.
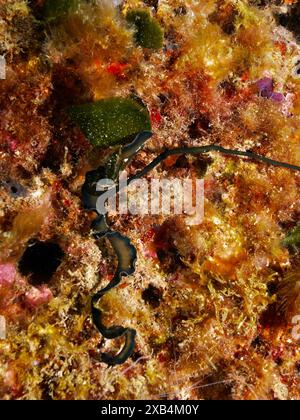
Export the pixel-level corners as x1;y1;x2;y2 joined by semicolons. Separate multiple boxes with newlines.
1;0;300;401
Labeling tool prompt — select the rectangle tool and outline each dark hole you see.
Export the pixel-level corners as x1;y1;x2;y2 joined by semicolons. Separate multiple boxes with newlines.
172;155;189;168
249;0;281;7
220;80;237;99
51;64;88;109
174;6;187;15
131;350;144;362
28;0;45;20
251;335;263;348
188;115;212;139
195;155;213;177
251;335;269;358
2;180;27;198
197;370;233;400
143;0;159;10
158;93;169;104
142;284;163;309
276;4;300;39
40;379;53;401
157;247;184;273
18;241;64;285
267;280;278;296
259;302;286;328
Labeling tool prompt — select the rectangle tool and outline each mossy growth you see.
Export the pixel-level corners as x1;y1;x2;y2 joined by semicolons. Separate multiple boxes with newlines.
43;0;79;20
283;223;300;249
126;9;164;50
66;97;151;148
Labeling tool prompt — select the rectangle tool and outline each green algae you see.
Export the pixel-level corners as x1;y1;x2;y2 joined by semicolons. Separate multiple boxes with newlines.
126;9;164;50
66;98;151;148
43;0;79;20
283;223;300;249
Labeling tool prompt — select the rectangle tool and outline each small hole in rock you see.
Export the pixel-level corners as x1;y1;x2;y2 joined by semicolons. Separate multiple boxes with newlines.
143;0;158;10
18;241;64;285
2;180;27;198
142;284;163;308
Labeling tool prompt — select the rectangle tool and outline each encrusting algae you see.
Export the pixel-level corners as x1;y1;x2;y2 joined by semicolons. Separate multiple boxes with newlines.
0;0;300;400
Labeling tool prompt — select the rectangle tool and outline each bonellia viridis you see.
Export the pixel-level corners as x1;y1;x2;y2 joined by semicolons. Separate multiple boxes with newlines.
82;131;300;366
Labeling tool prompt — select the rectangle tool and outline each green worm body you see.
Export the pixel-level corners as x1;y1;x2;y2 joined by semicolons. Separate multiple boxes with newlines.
83;133;300;366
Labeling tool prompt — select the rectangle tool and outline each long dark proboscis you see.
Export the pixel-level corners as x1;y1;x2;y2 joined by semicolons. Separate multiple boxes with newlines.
84;135;300;366
129;144;300;183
